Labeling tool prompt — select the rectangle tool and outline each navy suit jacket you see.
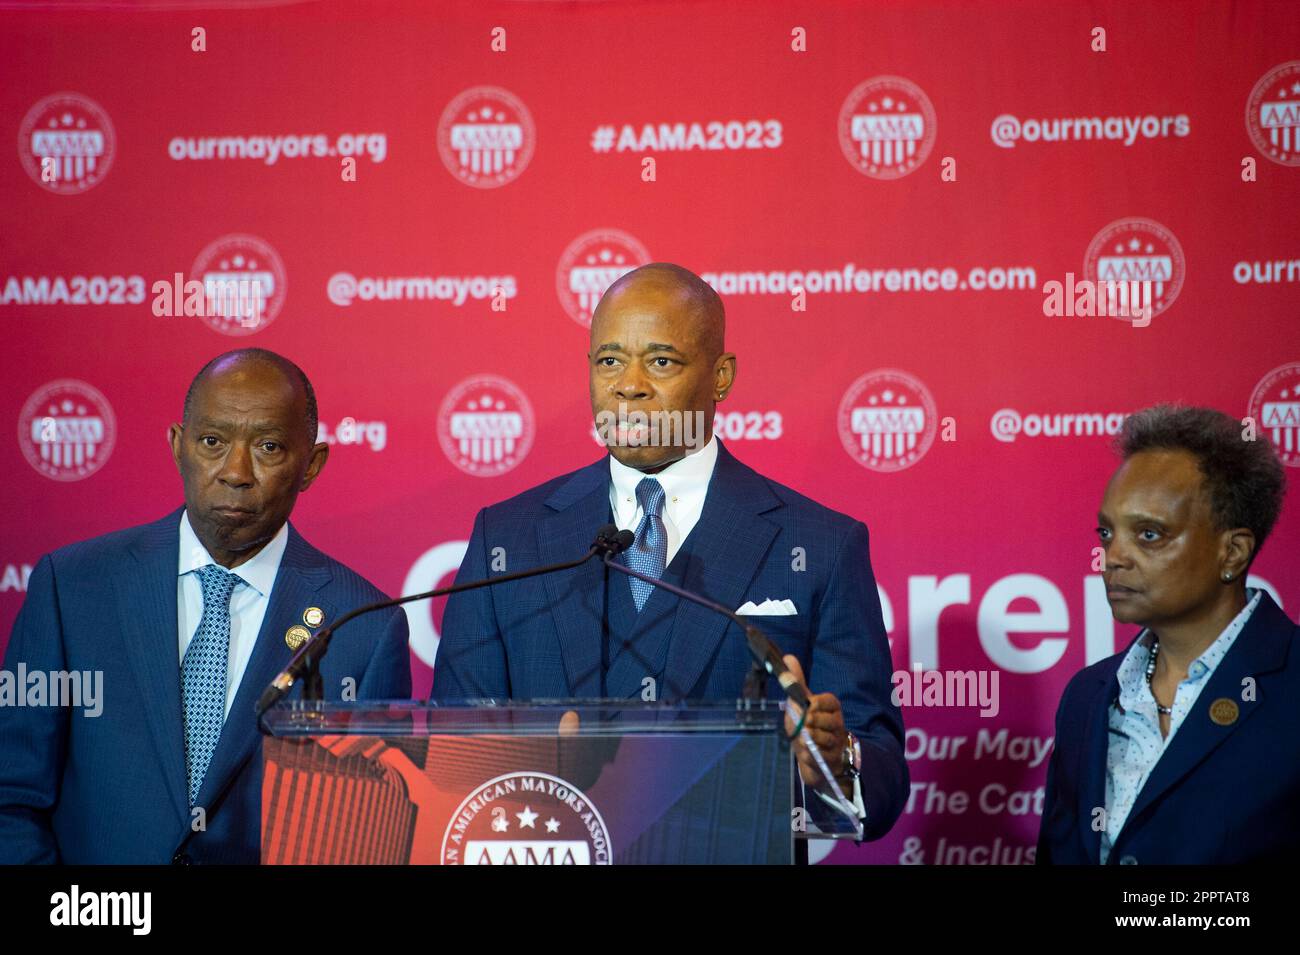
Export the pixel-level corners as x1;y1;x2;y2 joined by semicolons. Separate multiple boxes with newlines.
0;508;411;864
431;439;907;840
1038;591;1299;864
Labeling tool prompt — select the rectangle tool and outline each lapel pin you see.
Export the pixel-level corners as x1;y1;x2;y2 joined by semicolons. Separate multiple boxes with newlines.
303;607;325;629
285;625;311;650
1208;698;1239;726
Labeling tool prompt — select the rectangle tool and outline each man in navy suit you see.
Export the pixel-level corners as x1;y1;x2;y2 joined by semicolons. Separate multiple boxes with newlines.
432;263;906;840
0;348;411;864
1039;404;1296;864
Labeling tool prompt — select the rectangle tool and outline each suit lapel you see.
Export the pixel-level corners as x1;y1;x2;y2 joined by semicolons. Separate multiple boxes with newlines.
1117;594;1291;843
192;523;333;814
537;459;612;698
533;442;781;700
1076;666;1120;864
119;508;189;829
661;441;780;700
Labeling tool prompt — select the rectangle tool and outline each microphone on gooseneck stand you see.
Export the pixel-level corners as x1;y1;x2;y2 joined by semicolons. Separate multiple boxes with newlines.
601;536;862;824
254;524;634;718
600;529;810;708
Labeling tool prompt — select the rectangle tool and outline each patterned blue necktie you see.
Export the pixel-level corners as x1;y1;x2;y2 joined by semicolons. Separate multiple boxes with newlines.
182;564;241;806
626;477;667;611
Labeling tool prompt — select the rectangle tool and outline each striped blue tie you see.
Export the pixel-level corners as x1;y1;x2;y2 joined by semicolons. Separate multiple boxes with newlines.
627;477;667;611
181;564;241;806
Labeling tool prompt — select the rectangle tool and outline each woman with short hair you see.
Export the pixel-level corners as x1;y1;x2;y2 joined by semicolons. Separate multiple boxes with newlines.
1038;404;1294;864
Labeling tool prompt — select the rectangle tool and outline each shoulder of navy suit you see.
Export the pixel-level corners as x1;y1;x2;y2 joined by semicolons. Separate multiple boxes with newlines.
39;506;406;656
716;444;862;532
508;438;858;523
1061;590;1297;714
1217;591;1296;694
40;507;184;575
446;454;609;542
1244;590;1298;665
281;521;398;610
526;455;610;514
53;505;394;607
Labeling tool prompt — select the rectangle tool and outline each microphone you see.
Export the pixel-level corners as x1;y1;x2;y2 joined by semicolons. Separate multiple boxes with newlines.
599;545;810;709
602;540;864;827
255;524;633;717
595;525;634;557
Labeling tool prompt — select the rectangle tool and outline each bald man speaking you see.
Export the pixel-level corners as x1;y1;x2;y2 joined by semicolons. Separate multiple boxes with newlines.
432;263;906;840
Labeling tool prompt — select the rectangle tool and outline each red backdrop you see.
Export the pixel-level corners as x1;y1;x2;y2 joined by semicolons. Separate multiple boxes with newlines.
2;0;1298;864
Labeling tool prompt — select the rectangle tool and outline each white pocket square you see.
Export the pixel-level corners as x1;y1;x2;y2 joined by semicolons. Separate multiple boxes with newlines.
735;598;797;616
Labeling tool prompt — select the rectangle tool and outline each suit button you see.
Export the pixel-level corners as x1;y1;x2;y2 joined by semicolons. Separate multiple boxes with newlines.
172;851;192;865
1119;854;1138;865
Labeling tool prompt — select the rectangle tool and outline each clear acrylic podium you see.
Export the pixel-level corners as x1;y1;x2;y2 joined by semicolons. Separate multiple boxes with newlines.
260;700;860;865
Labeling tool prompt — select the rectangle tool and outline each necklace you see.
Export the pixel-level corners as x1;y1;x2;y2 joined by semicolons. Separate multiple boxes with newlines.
1144;639;1173;716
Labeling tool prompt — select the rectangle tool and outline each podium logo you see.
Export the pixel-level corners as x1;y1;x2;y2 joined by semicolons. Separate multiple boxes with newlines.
1246;60;1300;166
437;374;535;477
441;772;612;865
1249;362;1300;467
838;76;936;179
556;228;652;327
19;92;116;194
190;234;286;335
18;380;116;482
838;369;937;473
1083;217;1185;322
437;86;535;188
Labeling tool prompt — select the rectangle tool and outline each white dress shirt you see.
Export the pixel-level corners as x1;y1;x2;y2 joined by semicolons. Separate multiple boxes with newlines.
1099;589;1261;863
177;509;289;720
608;433;718;565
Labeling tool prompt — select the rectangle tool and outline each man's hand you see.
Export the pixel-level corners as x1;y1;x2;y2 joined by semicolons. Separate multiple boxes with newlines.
781;655;852;797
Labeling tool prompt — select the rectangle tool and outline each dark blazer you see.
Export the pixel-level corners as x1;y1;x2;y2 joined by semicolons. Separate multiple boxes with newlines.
431;439;907;841
1038;590;1299;864
0;508;411;864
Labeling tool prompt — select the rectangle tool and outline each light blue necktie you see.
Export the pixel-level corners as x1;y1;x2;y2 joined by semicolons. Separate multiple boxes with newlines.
182;564;241;806
626;477;667;611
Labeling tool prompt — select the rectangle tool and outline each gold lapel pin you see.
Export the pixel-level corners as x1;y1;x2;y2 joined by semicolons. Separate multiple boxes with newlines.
285;625;311;650
303;607;325;629
1208;698;1239;726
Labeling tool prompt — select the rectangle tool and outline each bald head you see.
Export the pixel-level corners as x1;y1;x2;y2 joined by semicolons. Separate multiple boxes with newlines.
594;263;725;359
587;262;736;471
170;347;328;568
183;348;317;446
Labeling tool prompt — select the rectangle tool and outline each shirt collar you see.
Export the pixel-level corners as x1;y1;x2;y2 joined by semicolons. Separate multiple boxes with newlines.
608;433;719;505
178;508;289;598
1115;588;1262;708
